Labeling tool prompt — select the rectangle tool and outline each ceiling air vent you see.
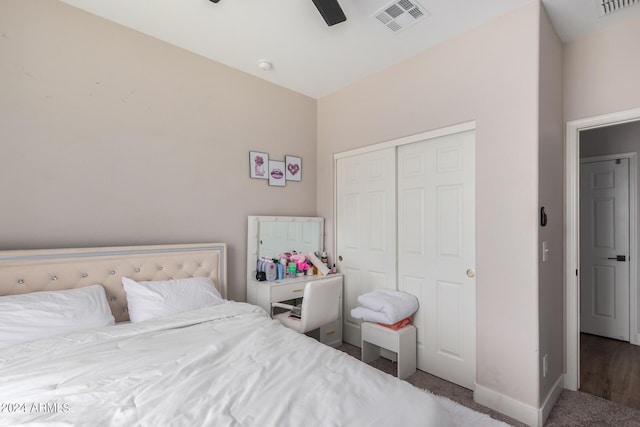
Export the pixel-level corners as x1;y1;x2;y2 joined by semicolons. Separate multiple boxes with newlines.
596;0;640;16
373;0;429;33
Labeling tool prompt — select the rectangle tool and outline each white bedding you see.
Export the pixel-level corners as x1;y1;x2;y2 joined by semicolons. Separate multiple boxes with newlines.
0;302;453;427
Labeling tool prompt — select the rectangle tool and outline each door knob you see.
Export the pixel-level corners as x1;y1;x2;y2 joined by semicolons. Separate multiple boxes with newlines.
466;268;475;278
338;255;343;262
607;255;626;262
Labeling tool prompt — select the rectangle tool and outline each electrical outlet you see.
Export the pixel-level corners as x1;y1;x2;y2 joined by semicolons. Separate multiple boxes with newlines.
542;354;548;378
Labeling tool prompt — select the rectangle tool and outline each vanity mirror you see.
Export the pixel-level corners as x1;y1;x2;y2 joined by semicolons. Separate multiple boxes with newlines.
246;216;324;284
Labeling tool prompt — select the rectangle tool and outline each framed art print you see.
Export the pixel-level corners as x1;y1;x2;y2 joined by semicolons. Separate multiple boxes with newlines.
249;151;269;179
268;160;286;187
285;155;302;182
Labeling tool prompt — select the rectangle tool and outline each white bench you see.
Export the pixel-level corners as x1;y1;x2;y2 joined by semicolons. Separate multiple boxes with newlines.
361;321;417;380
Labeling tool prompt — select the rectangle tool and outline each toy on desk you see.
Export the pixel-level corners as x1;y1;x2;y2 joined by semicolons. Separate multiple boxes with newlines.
290;254;306;270
273;251;315;278
263;251;325;279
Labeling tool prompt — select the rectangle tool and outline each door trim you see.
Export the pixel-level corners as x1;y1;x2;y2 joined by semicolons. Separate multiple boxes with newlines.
565;108;640;391
333;121;476;160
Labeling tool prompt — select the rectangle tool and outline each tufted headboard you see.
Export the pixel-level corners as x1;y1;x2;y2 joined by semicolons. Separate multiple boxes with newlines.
0;243;227;323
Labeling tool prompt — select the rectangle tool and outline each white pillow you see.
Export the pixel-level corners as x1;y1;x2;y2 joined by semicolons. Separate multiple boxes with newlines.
0;284;116;350
122;276;224;323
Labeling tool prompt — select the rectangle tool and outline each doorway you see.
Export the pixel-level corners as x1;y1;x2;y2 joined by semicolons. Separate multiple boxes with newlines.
565;109;640;392
579;155;631;342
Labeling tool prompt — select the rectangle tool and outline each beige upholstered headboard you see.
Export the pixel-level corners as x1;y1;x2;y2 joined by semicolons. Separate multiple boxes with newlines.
0;243;227;323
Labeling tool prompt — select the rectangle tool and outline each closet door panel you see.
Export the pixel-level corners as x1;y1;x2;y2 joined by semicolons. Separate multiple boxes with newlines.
437;185;463;257
401;188;425;254
337;148;396;346
398;130;476;390
400;274;426;347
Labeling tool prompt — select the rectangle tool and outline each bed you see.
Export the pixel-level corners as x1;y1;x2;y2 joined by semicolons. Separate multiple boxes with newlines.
0;243;453;426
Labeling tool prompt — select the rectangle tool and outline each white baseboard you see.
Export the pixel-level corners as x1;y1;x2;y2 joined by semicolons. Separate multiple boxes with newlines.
474;375;565;427
474;384;539;427
538;374;564;427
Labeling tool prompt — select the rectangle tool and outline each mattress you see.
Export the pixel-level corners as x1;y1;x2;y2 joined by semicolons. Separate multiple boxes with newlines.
0;302;452;426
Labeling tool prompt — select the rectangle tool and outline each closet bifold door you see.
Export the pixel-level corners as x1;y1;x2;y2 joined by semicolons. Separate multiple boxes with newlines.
336;147;397;347
397;130;476;390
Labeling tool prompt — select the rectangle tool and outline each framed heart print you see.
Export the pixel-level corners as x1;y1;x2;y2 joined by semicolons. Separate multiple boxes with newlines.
285;155;302;182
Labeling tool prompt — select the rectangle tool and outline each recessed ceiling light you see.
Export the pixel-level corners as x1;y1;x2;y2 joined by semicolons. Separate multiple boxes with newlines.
257;60;273;71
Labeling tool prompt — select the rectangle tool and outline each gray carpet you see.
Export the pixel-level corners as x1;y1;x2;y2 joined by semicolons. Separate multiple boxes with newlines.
336;342;640;426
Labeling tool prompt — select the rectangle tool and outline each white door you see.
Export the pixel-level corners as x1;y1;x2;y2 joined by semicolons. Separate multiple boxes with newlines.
397;130;476;390
580;158;630;341
336;148;397;346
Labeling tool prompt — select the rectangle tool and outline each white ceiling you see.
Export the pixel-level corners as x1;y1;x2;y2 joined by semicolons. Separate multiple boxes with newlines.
58;0;640;99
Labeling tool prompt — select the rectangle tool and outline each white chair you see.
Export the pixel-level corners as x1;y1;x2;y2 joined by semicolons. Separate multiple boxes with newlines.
272;276;341;334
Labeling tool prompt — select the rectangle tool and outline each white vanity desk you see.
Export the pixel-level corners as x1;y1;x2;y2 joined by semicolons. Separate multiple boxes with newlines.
247;274;343;347
246;216;342;347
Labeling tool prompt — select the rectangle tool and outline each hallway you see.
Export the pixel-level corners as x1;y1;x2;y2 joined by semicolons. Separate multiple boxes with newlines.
580;333;640;410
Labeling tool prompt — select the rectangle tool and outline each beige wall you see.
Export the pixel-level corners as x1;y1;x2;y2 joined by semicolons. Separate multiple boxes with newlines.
565;14;640;122
318;1;541;408
0;0;318;301
537;3;564;406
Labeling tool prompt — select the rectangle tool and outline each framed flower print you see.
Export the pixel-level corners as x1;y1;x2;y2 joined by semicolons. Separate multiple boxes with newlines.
249;151;269;179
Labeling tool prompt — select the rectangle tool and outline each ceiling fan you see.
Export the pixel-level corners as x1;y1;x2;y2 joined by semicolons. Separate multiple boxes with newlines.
311;0;347;26
208;0;346;26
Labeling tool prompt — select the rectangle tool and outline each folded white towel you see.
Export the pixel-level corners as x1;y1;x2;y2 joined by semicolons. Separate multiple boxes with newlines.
351;306;392;324
350;289;418;324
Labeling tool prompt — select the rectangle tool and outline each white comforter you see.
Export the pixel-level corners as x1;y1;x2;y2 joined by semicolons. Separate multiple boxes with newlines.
0;302;452;427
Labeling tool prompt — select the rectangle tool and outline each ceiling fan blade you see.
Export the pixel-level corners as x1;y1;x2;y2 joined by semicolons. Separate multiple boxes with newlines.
312;0;347;26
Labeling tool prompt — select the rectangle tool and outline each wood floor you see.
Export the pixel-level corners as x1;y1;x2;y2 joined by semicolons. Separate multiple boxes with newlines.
580;333;640;410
